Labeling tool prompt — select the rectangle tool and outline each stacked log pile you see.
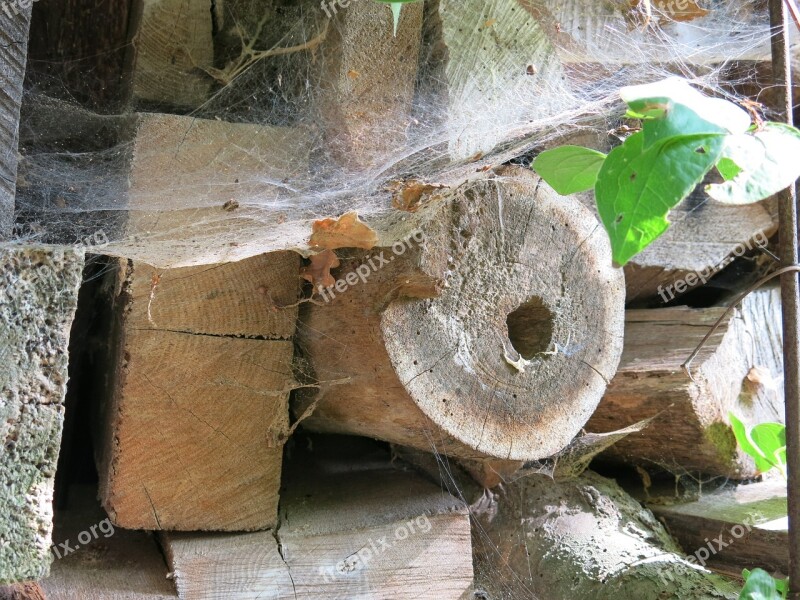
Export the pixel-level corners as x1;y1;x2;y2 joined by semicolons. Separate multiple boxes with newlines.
1;0;794;598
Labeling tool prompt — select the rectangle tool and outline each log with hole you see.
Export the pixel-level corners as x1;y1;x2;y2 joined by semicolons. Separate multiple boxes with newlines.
294;166;625;462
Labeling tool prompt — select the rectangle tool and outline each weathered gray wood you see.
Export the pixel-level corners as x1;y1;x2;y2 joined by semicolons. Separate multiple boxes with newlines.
421;0;565;161
0;246;83;583
295;167;625;462
39;486;177;599
162;460;473;599
624;198;777;303
587;288;784;478
132;0;214;108
0;4;31;238
649;480;788;577
474;470;739;599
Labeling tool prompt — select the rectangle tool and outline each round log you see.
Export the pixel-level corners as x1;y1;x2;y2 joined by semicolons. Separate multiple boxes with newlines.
294;168;625;461
473;470;740;599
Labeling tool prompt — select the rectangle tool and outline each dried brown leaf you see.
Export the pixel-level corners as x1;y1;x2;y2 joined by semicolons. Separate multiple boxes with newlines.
300;250;341;290
309;211;378;251
390;180;448;213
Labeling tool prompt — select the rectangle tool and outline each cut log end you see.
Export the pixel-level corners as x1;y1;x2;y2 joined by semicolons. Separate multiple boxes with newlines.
298;169;625;461
381;172;624;459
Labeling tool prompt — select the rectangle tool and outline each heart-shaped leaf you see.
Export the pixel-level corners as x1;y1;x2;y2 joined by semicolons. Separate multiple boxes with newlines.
533;146;607;195
707;123;800;204
595;131;724;266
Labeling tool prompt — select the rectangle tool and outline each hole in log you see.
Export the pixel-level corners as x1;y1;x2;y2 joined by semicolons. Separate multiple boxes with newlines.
506;297;555;360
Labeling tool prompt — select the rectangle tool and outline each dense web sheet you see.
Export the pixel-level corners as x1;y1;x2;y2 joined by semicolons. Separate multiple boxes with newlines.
13;0;796;268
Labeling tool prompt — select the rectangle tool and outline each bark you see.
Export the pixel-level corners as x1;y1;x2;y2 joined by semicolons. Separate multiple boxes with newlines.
294;167;625;461
473;470;739;599
587;288;784;478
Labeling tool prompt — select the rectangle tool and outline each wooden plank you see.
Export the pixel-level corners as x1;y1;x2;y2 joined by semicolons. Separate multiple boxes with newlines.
649;480;788;576
0;2;31;238
0;247;83;583
420;0;564;161
117;112;310;268
162;460;473;599
95;252;300;531
39;485;177;599
131;0;214;108
314;0;423;171
624;198;777;304
587;287;784;478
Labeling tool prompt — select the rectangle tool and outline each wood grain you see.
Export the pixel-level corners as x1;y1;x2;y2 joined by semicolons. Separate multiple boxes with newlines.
95;253;300;531
295;167;625;461
132;0;213;108
0;2;31;238
587;288;784;478
162;460;473;599
314;0;423;171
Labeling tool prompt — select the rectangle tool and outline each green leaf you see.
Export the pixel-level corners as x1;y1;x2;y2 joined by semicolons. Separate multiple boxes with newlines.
729;413;787;476
740;568;785;600
716;156;743;181
373;0;419;35
532;146;607;195
595;131;724;266
621;78;751;148
706;122;800;204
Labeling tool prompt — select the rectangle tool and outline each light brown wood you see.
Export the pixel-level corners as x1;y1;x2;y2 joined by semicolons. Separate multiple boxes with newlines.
0;2;31;238
0;583;45;600
294;167;625;461
474;470;739;599
39;485;177;599
0;247;83;584
314;0;423;171
587;287;784;478
132;0;214;108
115;112;311;268
162;459;473;599
649;479;788;576
95;252;300;531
